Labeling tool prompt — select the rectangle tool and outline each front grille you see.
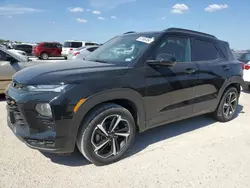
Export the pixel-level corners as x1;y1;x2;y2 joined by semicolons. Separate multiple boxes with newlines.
6;96;26;126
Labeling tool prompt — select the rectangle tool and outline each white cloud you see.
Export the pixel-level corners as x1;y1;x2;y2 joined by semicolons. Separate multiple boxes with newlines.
97;16;105;20
68;7;84;13
171;4;189;14
90;0;136;9
205;4;228;12
111;16;117;19
0;5;42;15
76;18;88;23
93;10;101;14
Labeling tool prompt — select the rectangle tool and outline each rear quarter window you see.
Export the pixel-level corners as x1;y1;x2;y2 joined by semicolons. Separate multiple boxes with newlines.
192;39;221;61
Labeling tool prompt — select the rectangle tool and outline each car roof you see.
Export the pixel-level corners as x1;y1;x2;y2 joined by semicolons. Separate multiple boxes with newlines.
122;28;225;43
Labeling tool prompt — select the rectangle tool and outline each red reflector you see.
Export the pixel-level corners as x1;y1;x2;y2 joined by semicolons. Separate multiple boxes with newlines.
74;52;80;56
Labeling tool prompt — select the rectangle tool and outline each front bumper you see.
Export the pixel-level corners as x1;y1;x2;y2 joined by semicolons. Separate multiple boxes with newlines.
5;86;78;154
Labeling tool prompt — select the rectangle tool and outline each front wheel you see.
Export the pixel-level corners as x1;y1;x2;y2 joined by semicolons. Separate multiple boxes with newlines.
76;103;136;166
213;87;239;122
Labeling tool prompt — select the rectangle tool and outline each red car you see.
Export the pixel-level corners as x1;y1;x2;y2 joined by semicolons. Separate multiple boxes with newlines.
33;42;63;60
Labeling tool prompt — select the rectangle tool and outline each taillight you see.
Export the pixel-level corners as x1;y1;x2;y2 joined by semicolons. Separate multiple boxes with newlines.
74;52;80;56
70;48;73;51
244;64;250;70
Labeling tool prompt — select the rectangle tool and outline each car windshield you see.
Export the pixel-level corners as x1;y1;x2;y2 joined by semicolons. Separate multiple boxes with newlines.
85;33;160;65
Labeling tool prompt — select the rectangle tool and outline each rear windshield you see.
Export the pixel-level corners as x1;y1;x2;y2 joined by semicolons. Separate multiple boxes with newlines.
63;42;82;48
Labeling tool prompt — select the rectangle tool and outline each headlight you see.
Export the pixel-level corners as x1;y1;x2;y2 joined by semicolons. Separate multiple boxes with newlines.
27;85;68;92
35;103;52;117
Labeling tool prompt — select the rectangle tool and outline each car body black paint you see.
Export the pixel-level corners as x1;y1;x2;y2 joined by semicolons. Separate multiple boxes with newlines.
5;28;245;153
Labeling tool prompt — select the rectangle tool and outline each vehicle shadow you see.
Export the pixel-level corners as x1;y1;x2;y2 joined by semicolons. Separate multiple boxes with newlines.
42;105;244;167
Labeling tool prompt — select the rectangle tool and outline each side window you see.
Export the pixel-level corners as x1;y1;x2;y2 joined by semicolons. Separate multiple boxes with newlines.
72;42;83;48
155;37;191;62
193;39;221;61
87;47;98;52
0;50;6;61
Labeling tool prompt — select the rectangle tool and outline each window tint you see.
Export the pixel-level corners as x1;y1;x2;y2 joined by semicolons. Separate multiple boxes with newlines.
63;42;82;48
0;50;6;61
220;44;234;60
193;39;221;61
155;37;191;62
87;47;98;52
85;42;98;46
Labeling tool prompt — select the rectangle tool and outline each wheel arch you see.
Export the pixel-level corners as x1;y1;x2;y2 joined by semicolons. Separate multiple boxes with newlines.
71;88;146;144
218;76;245;102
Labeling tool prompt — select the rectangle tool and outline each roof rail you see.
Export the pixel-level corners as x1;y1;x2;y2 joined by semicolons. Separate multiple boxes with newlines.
165;28;217;39
123;31;136;35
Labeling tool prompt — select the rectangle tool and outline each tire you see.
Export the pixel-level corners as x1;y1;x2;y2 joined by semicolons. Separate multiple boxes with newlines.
213;87;239;122
64;57;67;60
76;103;136;166
41;53;49;60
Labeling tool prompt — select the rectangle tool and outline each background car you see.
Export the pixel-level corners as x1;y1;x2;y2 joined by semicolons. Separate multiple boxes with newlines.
67;46;99;60
0;47;42;93
7;49;27;57
233;51;250;89
12;44;33;56
32;42;62;60
62;40;99;59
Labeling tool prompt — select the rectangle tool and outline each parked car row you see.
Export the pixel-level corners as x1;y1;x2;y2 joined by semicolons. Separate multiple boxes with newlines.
30;40;100;60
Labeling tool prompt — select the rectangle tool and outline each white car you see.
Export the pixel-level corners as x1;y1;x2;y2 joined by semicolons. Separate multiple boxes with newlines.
68;46;99;60
7;49;27;57
62;40;99;59
234;52;250;89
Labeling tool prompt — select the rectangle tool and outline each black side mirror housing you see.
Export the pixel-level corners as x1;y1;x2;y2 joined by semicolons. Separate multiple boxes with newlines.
147;53;177;67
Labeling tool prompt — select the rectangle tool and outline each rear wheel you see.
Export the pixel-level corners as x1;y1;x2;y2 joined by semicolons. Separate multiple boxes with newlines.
64;57;67;60
41;53;49;60
213;87;239;122
76;103;136;166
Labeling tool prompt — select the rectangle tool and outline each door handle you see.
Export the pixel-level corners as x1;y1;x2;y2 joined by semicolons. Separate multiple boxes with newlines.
185;68;197;74
222;65;230;71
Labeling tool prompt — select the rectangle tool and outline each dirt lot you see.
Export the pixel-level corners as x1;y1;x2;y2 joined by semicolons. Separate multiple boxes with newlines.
0;91;250;188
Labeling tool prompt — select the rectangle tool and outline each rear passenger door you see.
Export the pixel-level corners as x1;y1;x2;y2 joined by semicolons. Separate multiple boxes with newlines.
192;38;230;114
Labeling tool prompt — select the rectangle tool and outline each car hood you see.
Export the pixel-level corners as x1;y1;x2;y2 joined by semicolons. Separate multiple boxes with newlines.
13;60;129;85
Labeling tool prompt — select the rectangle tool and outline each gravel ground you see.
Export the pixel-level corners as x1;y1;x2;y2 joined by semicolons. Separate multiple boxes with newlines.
0;91;250;188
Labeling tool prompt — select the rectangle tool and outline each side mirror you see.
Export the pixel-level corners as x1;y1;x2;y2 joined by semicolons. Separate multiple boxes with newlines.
147;53;176;67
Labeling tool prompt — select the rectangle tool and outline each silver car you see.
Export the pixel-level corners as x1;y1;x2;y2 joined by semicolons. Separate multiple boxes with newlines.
0;47;43;93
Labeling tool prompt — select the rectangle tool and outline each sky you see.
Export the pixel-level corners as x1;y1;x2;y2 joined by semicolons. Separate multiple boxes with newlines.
0;0;249;50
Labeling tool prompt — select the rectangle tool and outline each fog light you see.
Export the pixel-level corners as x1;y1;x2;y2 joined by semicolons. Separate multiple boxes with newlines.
35;103;52;117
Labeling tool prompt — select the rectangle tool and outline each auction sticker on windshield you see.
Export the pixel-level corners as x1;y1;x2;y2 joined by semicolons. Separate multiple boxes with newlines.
136;36;154;44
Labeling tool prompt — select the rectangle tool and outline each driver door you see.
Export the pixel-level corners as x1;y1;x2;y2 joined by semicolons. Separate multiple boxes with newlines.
0;50;20;91
144;36;199;128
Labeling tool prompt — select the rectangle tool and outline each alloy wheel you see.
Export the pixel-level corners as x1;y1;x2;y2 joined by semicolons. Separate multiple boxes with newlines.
42;53;48;60
223;92;237;118
91;115;131;159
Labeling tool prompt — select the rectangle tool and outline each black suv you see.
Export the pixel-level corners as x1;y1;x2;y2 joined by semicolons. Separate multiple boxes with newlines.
5;28;246;165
